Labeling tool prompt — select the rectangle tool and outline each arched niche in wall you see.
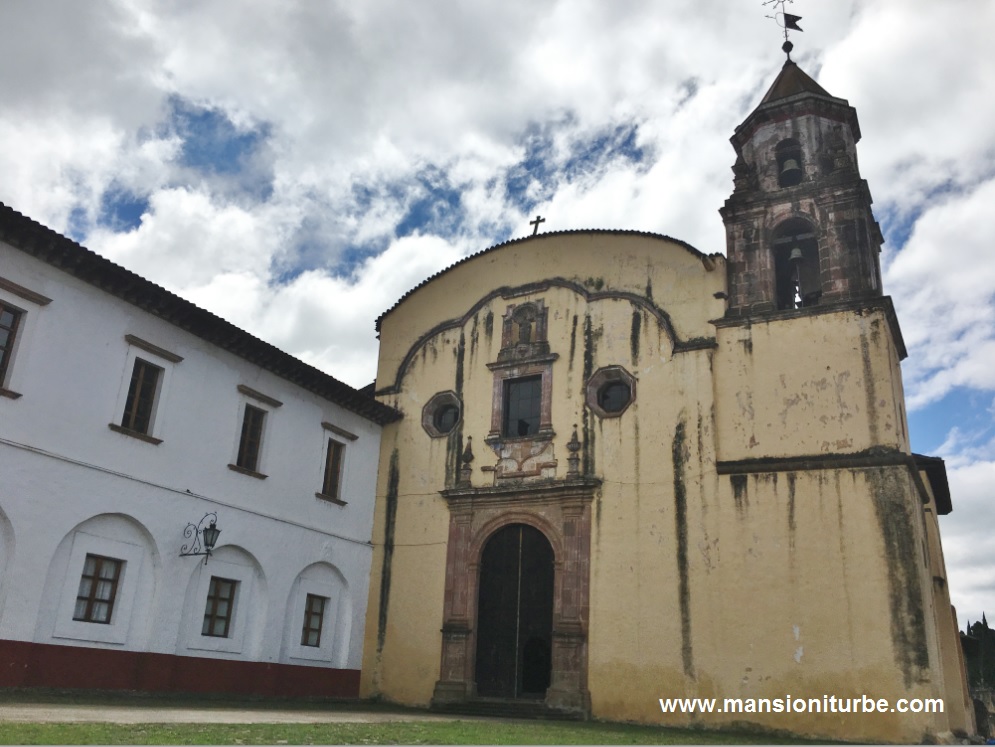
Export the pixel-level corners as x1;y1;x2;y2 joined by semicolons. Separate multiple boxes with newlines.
178;544;267;659
772;217;821;310
37;512;160;648
279;561;351;668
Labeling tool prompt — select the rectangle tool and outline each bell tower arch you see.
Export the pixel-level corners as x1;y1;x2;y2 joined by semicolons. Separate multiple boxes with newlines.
719;59;884;317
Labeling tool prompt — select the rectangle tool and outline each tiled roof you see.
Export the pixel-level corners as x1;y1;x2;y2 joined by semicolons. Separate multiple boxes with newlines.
376;228;717;330
760;60;833;105
0;202;400;425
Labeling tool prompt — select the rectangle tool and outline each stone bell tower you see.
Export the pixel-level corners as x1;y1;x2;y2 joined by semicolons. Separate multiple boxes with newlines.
719;52;884;315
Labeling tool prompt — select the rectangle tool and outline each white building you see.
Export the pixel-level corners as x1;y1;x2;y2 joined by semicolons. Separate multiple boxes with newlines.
0;202;398;696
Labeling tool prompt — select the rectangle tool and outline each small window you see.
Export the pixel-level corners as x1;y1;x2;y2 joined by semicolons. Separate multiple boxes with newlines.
121;358;163;434
321;439;344;500
503;376;542;437
301;593;328;647
598;381;631;413
421;391;462;438
0;303;22;386
73;554;123;624
236;405;266;472
586;365;637;419
202;576;238;637
434;405;460;434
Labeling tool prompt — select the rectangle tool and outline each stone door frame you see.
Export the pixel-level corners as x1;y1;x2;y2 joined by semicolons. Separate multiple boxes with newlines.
432;478;598;714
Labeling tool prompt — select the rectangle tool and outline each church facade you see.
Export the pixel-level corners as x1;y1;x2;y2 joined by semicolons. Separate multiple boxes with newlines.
360;61;974;742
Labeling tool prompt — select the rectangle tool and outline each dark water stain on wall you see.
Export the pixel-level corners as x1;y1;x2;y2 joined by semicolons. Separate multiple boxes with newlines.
867;467;929;687
455;332;466;396
569;314;578;371
469;314;479;360
377;449;400;655
673;419;695;679
484;310;494;340
787;472;797;552
582;314;596;475
731;474;748;516
630;309;641;364
859;327;879;443
449;333;467;487
446;430;463;488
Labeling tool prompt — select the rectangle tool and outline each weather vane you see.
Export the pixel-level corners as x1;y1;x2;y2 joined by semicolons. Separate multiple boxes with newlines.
762;0;803;60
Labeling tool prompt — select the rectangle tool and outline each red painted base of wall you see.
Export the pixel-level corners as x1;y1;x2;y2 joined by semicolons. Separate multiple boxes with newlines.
0;640;359;698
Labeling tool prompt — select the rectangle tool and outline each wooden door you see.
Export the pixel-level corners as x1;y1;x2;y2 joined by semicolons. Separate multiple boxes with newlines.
475;524;554;698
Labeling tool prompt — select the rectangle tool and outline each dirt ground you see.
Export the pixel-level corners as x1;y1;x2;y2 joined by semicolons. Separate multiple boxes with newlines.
0;702;487;725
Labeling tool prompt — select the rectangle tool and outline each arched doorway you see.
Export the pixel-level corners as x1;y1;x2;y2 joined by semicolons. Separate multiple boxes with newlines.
475;523;554;698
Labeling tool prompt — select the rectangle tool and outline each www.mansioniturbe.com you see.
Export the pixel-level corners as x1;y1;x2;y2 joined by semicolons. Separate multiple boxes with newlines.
659;695;944;715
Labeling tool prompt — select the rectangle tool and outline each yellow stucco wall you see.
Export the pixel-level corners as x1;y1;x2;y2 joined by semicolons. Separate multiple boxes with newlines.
360;231;969;743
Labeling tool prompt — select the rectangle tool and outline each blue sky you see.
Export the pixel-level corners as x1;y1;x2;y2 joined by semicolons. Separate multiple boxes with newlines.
1;0;994;625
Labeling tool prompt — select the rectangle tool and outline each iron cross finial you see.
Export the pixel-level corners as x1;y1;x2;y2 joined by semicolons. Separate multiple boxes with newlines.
762;0;803;59
529;215;545;236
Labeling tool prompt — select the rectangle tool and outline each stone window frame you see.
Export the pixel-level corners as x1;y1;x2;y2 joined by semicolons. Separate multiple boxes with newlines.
485;358;557;444
0;301;24;396
585;365;637;419
0;275;52;400
109;336;182;446
234;404;267;475
228;385;282;479
422;390;463;438
318;438;347;505
119;358;164;436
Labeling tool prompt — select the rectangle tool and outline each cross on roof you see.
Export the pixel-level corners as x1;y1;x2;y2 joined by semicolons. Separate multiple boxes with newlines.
529;215;545;236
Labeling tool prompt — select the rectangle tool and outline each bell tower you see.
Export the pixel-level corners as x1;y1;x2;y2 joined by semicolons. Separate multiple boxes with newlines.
719;54;884;315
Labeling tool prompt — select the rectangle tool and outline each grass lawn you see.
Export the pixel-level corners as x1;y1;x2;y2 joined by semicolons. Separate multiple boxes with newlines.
0;691;832;744
0;720;828;745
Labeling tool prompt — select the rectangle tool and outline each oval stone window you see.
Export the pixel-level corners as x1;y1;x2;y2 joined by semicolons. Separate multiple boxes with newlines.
422;391;463;437
585;365;637;418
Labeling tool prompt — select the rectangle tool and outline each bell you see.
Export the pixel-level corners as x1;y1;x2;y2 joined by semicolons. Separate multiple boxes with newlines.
788;247;804;263
780;158;802;184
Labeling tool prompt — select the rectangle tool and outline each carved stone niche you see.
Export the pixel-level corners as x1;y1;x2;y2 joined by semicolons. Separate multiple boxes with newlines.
497;300;550;363
431;477;600;716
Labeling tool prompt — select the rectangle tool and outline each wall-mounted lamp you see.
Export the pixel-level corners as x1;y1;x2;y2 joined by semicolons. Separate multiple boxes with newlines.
180;512;221;564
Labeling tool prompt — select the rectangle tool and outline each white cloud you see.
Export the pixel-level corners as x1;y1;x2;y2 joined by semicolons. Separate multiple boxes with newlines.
885;177;995;409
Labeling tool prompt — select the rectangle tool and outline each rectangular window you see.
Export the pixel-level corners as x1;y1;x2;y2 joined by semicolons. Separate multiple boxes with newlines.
236;405;266;472
321;439;344;499
202;576;238;637
301;593;328;647
121;358;163;434
0;303;23;385
503;376;542;437
73;554;123;624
